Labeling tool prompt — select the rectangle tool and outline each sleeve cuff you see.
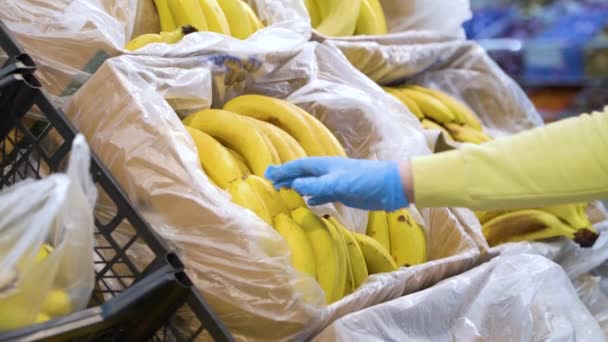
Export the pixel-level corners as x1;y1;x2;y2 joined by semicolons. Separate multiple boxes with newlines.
412;150;469;208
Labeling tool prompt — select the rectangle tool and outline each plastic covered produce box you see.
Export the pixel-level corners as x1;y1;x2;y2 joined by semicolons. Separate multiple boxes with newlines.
0;0;310;104
63;33;484;340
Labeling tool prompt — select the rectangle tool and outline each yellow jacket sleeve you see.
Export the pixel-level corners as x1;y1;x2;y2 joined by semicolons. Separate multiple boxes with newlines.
412;110;608;210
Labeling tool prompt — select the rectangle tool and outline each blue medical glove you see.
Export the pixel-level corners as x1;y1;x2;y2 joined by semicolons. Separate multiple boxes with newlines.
264;157;409;211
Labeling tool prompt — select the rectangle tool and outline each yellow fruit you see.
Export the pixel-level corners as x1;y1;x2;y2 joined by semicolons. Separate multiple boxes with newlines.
41;290;72;317
355;0;388;35
408;85;483;130
197;0;232;34
154;0;178;32
279;188;307;210
330;217;368;290
245;175;289;218
316;0;362;36
35;244;54;265
399;87;456;124
217;0;254;39
294;106;347;157
226;147;251;175
246;118;307;162
322;217;349;300
420;119;454;142
274;214;317;279
240;1;264;32
167;0;208;30
305;0;321;27
352;232;397;274
366;211;390;253
224;95;326;156
124;33;163;51
227;177;273;225
383;87;424;119
387;209;427;267
35;313;51;324
183;109;276;176
445;123;492;144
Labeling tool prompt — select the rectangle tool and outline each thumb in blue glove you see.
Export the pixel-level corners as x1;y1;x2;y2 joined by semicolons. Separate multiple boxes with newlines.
264;157;409;211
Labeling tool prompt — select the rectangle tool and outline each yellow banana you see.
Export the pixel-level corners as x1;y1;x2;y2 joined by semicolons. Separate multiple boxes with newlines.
280;188;307;210
387;209;427;267
420;119;454;142
482;209;577;247
224;95;326;156
245;175;289;218
399;87;456;124
35;243;54;265
383;87;424;119
322;217;349;299
197;0;231;34
352;232;397;274
217;0;253;39
538;203;594;231
240;1;264;32
293;106;348;157
329;216;368;291
183;109;276;176
407;85;483;130
246;117;307;162
185;126;243;188
124;33;163;51
355;0;388;35
474;210;507;225
274;213;317;279
291;208;341;304
160;25;198;43
153;0;178;32
226;147;251;175
227;177;273;225
305;0;321;27
315;0;362;36
167;0;208;31
258;129;282;165
445;123;492;144
366;211;391;253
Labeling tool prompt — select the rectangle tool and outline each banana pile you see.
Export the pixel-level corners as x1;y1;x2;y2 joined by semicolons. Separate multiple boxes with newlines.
305;0;388;36
478;203;599;248
383;85;492;144
0;244;73;330
125;0;265;50
181;95;428;303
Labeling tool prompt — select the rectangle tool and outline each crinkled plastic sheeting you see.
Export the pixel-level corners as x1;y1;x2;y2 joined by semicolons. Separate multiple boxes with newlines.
0;0;310;105
314;254;606;341
64;34;483;340
0;136;96;330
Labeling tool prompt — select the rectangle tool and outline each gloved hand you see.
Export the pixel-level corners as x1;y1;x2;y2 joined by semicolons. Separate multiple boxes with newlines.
265;157;409;211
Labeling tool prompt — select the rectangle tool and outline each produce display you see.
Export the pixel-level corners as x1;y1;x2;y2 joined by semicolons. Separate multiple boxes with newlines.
125;0;265;50
181;95;429;303
305;0;388;36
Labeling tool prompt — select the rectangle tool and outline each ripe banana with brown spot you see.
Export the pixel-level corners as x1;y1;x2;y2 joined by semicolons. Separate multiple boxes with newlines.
387;209;427;267
353;232;397;274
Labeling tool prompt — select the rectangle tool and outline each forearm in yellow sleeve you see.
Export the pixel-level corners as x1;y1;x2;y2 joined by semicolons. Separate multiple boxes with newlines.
412;110;608;211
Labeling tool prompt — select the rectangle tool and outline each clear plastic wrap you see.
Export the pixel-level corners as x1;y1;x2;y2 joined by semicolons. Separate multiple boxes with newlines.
64;37;483;340
314;254;606;341
0;0;310;105
0;135;96;331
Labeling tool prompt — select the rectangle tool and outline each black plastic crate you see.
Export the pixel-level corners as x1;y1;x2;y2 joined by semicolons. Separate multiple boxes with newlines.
0;20;232;341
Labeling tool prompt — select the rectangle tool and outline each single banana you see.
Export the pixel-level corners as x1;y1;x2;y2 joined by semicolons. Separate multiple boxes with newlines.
217;0;253;39
274;213;317;279
474;210;507;225
246;117;307;162
240;1;264;32
329;216;368;291
383;87;424;119
183;109;276;176
226;147;251;175
420;119;454;142
355;0;388;35
227;177;273;225
399;87;456;124
482;209;577;247
125;25;197;50
224;95;326;156
167;0;208;31
387;209;427;267
291;208;341;304
153;0;178;32
352;232;397;274
280;188;307;210
538;203;593;231
197;0;232;34
293;105;348;157
185;126;243;188
407;85;483;131
315;0;362;36
322;217;349;300
124;33;163;51
245;175;289;218
366;211;391;253
305;0;321;27
445;123;492;144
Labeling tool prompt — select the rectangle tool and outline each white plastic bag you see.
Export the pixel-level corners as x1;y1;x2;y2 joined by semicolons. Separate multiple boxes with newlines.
315;254;605;341
573;274;608;334
64;36;483;340
0;135;96;331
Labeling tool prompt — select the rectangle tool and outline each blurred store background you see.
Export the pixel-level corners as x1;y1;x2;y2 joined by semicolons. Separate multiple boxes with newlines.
464;0;608;123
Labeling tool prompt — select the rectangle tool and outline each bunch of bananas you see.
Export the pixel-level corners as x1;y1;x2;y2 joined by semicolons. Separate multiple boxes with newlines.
181;95;429;303
305;0;388;36
383;84;491;144
478;203;599;248
125;0;265;50
0;244;73;330
385;86;600;247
